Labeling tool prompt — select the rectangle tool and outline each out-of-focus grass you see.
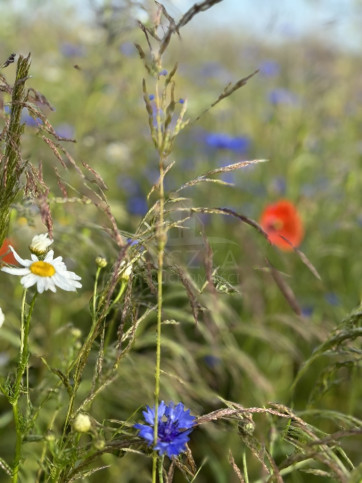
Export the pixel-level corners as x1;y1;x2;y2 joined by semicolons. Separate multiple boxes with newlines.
0;1;361;481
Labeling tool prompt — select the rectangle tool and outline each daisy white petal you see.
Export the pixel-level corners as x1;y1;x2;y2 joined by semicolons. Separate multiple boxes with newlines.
2;267;32;276
8;246;32;266
1;246;82;294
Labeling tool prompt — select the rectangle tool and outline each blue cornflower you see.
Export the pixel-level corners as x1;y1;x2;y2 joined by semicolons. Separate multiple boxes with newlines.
259;59;280;77
127;196;148;216
55;123;74;139
268;88;299;106
119;41;136;57
325;292;340;306
134;401;196;458
205;132;251;153
21;109;43;127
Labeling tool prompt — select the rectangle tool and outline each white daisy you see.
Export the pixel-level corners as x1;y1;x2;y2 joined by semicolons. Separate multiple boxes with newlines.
29;233;54;256
0;307;4;328
1;246;82;294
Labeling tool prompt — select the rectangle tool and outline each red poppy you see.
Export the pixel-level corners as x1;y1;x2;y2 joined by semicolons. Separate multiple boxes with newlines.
0;238;18;265
260;200;304;251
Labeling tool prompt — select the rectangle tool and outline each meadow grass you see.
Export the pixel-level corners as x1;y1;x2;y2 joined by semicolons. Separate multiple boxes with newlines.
0;1;361;482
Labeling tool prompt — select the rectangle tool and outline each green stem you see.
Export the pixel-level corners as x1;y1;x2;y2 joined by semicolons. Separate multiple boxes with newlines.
62;275;127;439
11;290;37;483
92;266;102;321
152;143;166;483
104;281;127;349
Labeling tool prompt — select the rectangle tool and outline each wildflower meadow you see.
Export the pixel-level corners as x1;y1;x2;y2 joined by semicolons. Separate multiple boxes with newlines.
0;1;361;482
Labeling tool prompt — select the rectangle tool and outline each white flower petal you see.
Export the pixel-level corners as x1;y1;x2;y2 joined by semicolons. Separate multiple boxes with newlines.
0;308;4;328
44;250;55;262
8;246;32;266
21;273;38;288
1;246;81;294
1;267;31;276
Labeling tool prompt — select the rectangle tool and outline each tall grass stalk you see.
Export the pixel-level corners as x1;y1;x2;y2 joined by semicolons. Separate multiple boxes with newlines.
0;54;30;243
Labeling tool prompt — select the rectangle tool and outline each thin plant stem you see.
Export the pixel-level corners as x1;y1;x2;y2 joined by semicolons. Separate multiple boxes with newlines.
11;289;37;483
92;266;102;321
152;78;167;483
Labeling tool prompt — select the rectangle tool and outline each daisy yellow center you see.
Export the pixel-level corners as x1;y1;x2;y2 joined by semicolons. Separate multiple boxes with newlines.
30;261;56;277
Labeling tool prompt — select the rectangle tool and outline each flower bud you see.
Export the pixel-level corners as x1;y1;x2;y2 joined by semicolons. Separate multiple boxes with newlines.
95;256;108;268
29;233;53;256
73;413;91;433
94;439;105;450
120;260;132;281
70;328;82;339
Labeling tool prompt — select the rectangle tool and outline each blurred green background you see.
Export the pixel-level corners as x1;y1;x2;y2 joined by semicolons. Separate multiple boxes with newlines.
0;1;361;481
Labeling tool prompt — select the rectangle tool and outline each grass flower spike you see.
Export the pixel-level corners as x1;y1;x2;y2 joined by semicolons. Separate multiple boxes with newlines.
1;245;82;293
134;401;195;458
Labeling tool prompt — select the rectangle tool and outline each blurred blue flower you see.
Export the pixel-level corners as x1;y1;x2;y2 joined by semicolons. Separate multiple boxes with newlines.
271;176;286;195
159;69;168;76
117;176;140;196
205;132;251;153
179;98;185;104
269;88;299;106
6;106;43;127
199;61;229;80
119;41;136;56
127;238;140;247
325;292;340;306
259;60;280;77
301;305;314;317
55;123;74;138
127;196;148;216
134;401;195;458
149;94;155;101
204;355;221;368
21;109;43;127
60;42;85;57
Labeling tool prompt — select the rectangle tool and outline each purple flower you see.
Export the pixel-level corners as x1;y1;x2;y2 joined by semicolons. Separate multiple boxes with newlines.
21;109;43;127
119;41;136;57
127;196;148;216
159;69;168;76
134;401;195;458
268;88;299;106
60;42;85;58
259;60;280;78
205;132;251;153
55;123;74;139
325;292;340;306
301;306;314;317
271;176;286;195
204;355;221;368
